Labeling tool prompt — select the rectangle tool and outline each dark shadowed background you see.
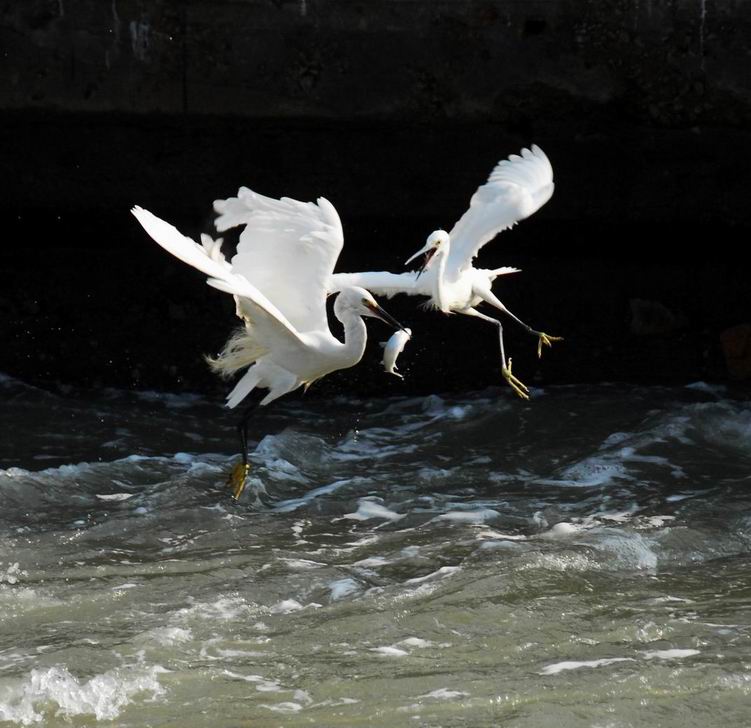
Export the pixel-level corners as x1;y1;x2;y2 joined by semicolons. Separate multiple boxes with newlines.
2;0;750;398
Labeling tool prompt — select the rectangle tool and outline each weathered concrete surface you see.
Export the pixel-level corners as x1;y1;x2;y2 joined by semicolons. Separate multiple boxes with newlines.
3;0;750;126
2;0;750;224
1;1;750;395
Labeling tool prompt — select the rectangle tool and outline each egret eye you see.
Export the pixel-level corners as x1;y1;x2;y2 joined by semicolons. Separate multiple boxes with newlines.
361;297;369;306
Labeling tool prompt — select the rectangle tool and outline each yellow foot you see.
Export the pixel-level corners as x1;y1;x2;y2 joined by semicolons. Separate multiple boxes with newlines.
502;358;530;400
228;461;250;501
537;332;564;359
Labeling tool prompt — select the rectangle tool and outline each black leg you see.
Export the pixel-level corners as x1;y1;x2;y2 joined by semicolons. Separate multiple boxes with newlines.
228;400;259;502
237;401;258;468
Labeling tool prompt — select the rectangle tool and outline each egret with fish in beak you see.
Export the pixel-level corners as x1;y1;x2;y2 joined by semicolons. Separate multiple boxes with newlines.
132;188;408;501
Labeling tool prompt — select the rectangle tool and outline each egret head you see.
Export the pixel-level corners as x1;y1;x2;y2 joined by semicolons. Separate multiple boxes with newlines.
405;229;449;279
335;286;406;331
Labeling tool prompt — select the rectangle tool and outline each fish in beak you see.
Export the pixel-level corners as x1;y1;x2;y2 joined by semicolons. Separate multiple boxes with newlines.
405;242;437;280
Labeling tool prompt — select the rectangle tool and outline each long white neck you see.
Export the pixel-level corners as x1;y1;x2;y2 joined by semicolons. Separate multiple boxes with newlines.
432;243;450;313
336;310;368;368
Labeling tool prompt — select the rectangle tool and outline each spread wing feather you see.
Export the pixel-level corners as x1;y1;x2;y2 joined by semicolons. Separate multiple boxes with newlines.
445;145;554;279
214;189;344;334
330;271;428;299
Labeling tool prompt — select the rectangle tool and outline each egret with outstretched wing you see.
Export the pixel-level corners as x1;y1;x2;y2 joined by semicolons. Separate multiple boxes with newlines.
332;145;562;399
132;194;405;500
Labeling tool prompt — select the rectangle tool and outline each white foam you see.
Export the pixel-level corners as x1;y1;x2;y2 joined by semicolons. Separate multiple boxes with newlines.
541;522;583;539
274;479;357;513
538;418;694;486
397;638;436;649
478;540;525;552
176;596;252;622
417;466;454;481
261;457;308;484
522;553;601;573
342;499;404;522
641;515;676;527
270;599;304;614
421;395;473;421
405;566;461;584
685;381;726;396
476;528;526;541
599;431;633;448
641;649;700;660
592;511;633;523
0;563;25;585
591;531;658;571
294;689;313;705
353;556;391;569
419;688;469;699
329;578;359;601
215;648;266;659
370;646;408;657
314;697;360;707
666;493;694;502
0;664;166;724
260;701;303;713
541;459;630;488
540;657;634;675
279;558;326;570
143;627;192;647
222;671;286;695
269;598;321;614
650;595;693;604
436;509;500;524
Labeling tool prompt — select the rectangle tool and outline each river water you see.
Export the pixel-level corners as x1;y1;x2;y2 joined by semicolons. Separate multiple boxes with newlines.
1;373;750;726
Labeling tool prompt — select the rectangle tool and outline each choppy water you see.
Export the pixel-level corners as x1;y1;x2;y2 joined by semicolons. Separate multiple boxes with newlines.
1;373;751;726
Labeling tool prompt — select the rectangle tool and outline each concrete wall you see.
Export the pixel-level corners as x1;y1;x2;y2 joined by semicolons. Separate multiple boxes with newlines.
4;0;750;125
3;0;750;225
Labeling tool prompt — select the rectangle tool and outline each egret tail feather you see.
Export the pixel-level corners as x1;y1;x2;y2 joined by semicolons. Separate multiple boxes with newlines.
206;329;268;380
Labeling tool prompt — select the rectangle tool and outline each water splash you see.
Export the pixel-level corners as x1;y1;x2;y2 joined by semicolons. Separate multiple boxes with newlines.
0;665;166;725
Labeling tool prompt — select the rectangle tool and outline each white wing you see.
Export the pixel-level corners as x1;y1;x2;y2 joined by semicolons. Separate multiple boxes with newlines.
132;206;231;279
445;145;554;279
214;189;344;334
330;271;428;299
131;206;306;347
207;276;315;393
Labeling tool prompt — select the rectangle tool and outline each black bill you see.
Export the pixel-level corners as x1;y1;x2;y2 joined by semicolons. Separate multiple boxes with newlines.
414;247;436;280
365;301;407;332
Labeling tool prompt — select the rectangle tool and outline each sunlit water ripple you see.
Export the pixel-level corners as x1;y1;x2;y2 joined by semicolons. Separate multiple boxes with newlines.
1;373;750;726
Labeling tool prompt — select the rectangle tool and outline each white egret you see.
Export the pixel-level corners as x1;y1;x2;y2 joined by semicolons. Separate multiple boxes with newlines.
381;328;412;379
131;194;405;500
332;145;562;399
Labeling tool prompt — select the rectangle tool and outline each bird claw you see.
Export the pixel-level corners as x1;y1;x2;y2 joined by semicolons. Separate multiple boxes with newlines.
228;461;250;501
502;358;530;400
537;332;564;359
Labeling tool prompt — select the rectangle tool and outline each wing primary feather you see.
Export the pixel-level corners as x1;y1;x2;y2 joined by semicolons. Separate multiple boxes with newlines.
213;188;344;333
132;206;230;280
445;145;554;278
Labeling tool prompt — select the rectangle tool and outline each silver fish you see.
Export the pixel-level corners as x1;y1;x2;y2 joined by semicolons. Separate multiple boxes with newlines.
380;328;412;379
